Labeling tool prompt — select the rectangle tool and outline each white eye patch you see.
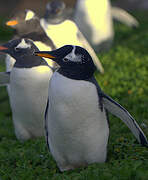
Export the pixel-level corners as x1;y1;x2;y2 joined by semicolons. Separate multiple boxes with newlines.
64;46;82;62
25;10;35;21
16;39;31;49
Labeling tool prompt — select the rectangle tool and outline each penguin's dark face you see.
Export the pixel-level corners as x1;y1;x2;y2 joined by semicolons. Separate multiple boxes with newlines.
44;0;66;24
0;38;47;68
35;45;96;80
0;38;36;58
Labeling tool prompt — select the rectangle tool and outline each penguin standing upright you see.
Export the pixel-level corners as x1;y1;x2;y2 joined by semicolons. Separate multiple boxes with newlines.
40;0;104;73
74;0;139;52
35;45;148;171
0;38;52;142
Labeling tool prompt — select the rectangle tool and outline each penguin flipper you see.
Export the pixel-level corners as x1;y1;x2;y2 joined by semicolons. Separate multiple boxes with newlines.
0;72;10;86
111;7;139;28
77;30;104;74
102;93;148;146
44;99;50;151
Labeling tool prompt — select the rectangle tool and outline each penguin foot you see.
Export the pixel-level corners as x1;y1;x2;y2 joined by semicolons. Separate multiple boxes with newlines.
58;165;75;172
57;162;88;172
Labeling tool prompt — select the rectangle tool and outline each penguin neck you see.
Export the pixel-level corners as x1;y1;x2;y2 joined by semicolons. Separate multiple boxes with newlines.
57;67;95;80
14;55;48;68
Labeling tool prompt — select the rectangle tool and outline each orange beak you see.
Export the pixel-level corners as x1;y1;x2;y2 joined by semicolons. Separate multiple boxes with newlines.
0;46;8;50
35;53;56;59
6;20;18;26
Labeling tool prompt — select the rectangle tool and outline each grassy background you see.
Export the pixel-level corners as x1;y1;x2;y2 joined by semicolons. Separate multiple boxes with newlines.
0;12;148;179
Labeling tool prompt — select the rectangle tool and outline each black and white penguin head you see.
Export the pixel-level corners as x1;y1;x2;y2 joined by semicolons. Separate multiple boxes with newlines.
0;38;47;68
5;10;40;36
0;38;37;58
6;10;36;27
44;0;67;24
35;45;96;79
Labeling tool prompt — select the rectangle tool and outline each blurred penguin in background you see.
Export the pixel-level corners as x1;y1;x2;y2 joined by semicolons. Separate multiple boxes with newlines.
5;9;56;72
40;0;104;73
74;0;139;52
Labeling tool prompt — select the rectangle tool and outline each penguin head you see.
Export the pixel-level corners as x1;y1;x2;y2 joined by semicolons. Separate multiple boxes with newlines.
6;10;36;27
44;0;67;24
5;10;40;35
35;45;96;79
0;38;37;58
0;38;47;68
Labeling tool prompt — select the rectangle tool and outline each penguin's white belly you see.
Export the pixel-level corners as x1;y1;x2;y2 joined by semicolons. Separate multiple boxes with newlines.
41;20;83;48
10;66;52;141
47;72;109;171
74;0;114;52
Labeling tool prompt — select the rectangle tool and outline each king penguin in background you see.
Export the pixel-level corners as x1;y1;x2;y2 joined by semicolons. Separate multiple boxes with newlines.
5;9;56;72
35;45;148;171
40;0;104;73
0;38;52;142
74;0;139;52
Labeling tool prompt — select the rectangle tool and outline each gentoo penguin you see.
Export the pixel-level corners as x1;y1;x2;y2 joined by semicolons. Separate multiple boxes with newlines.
40;0;104;73
74;0;139;52
5;9;56;72
0;38;52;142
35;45;148;171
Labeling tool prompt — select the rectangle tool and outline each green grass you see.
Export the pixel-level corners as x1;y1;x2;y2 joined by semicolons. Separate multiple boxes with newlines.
0;16;14;42
0;12;148;179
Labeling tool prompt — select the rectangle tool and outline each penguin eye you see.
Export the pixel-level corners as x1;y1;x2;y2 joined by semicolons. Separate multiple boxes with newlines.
63;58;69;62
15;47;20;51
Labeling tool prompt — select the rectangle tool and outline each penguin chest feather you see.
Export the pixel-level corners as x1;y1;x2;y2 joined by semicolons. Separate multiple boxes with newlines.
41;20;83;48
46;72;109;171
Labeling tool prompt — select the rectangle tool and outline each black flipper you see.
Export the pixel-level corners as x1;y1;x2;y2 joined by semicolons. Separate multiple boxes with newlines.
111;7;139;28
102;93;148;146
44;98;50;150
87;76;148;146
